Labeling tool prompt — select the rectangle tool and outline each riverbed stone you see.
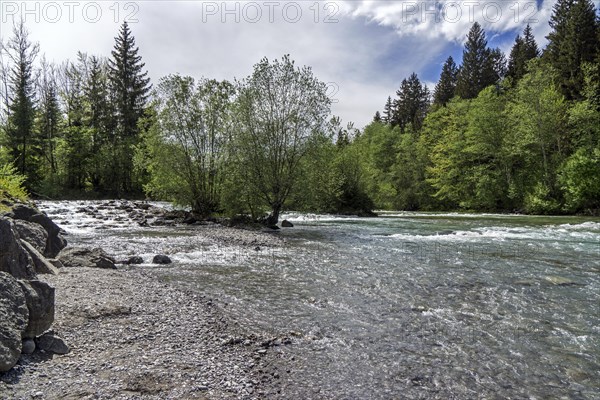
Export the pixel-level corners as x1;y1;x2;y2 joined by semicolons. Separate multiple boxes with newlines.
58;247;117;269
152;255;172;264
18;280;55;339
281;220;294;228
0;272;29;372
36;331;69;355
21;338;35;354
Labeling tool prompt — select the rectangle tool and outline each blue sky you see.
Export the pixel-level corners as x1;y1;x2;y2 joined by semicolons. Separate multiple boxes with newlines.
1;0;598;128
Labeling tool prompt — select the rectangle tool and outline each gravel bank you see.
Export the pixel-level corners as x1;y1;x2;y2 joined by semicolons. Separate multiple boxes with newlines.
0;267;283;399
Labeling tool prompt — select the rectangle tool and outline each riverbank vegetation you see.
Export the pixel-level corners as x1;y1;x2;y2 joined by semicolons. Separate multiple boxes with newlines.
1;0;599;220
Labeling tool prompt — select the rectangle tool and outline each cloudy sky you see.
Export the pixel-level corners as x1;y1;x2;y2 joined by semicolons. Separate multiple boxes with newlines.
1;0;597;128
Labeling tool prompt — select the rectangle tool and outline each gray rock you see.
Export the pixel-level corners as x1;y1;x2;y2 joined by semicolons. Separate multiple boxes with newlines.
36;331;69;355
25;213;67;258
47;258;64;269
29;213;60;237
127;256;144;265
0;218;36;280
8;204;38;221
21;339;35;354
58;247;116;269
13;220;48;253
0;272;29;372
17;280;55;339
152;255;172;264
45;234;67;259
20;240;59;275
281;220;294;228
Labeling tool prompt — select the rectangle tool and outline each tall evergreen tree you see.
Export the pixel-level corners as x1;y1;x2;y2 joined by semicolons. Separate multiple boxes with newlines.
3;21;40;185
507;25;540;82
392;73;430;132
37;58;61;174
382;96;393;124
456;23;503;99
108;21;151;193
373;111;382;123
85;56;113;190
433;56;458;106
545;0;599;99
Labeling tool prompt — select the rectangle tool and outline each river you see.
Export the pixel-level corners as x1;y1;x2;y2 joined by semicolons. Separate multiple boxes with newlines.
38;201;600;399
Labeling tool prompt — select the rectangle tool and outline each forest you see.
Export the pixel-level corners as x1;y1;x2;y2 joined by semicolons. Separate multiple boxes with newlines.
1;0;599;222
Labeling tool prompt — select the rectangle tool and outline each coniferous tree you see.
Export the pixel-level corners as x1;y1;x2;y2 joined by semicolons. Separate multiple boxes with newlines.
382;96;393;124
108;21;151;194
392;73;430;132
85;56;113;190
3;21;40;185
37;58;61;174
507;25;540;82
373;111;382;123
545;0;599;99
456;23;504;99
433;56;458;106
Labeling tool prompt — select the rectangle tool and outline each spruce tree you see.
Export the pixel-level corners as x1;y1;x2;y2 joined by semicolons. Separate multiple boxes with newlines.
433;56;458;106
373;111;382;123
108;21;151;193
545;0;599;99
3;21;40;185
393;73;430;132
37;59;61;174
456;23;503;99
382;96;393;124
507;25;540;83
86;56;113;190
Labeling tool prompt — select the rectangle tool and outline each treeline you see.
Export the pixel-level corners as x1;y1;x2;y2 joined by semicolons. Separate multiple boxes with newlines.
2;0;599;219
0;21;360;223
365;0;600;214
0;22;150;198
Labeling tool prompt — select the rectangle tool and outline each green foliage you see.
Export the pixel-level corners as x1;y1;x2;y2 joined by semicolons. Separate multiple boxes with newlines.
559;147;600;212
138;75;235;215
232;55;331;224
0;163;28;204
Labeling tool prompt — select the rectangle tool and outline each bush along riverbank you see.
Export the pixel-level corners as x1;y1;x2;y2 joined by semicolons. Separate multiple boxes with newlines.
0;200;291;399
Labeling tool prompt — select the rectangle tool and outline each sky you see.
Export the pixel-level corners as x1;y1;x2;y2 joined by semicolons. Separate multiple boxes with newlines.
1;0;598;128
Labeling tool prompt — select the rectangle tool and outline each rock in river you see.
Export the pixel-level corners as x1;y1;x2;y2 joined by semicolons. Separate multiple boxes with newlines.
152;254;172;265
58;247;117;269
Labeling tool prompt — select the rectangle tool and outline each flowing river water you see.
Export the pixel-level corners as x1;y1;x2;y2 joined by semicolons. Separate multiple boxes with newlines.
38;201;600;399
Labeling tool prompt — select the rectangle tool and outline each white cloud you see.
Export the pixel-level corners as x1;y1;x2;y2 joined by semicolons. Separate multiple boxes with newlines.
2;0;592;129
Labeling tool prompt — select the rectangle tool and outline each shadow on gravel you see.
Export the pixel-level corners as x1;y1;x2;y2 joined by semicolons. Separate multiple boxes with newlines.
0;350;54;385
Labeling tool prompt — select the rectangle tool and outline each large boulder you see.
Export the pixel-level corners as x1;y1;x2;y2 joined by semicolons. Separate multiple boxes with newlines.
0;218;36;280
20;240;59;275
29;213;67;258
0;272;29;372
58;247;117;269
8;204;39;221
13;220;48;253
17;280;55;339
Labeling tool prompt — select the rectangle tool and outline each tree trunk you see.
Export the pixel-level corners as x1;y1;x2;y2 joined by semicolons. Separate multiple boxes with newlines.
266;204;281;226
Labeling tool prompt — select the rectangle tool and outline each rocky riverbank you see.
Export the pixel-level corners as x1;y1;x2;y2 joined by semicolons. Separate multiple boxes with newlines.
1;201;290;399
0;267;287;399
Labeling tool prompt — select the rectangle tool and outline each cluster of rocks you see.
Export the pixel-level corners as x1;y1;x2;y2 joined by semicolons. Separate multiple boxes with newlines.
68;200;213;228
0;204;69;372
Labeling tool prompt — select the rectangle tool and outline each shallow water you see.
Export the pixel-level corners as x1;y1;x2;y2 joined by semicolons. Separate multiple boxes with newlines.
39;202;600;399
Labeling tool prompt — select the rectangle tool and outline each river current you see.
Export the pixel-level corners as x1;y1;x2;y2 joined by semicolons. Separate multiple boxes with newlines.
38;202;600;399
